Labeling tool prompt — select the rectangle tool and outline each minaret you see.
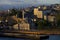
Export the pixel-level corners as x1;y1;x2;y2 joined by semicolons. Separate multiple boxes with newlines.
21;10;25;23
19;10;30;30
22;10;25;21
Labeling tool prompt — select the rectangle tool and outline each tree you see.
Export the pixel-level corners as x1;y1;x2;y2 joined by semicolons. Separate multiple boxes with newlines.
8;9;18;16
35;19;51;30
55;10;60;26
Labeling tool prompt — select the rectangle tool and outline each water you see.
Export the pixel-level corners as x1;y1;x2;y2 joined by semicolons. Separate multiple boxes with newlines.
42;35;60;40
49;35;60;40
0;35;60;40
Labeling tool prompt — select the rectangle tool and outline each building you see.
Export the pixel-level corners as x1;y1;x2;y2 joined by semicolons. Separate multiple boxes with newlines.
44;14;55;22
13;10;30;30
34;7;43;19
13;22;30;30
51;4;60;10
19;21;30;30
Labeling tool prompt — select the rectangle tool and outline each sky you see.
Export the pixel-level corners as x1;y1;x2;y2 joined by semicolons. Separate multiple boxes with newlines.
0;0;60;5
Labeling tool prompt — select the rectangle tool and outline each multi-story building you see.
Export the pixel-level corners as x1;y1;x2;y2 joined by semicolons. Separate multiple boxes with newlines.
34;7;43;19
44;14;55;22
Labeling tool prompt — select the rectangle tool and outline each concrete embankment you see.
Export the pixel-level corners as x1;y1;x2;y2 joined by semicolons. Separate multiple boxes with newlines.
0;31;49;40
1;29;60;39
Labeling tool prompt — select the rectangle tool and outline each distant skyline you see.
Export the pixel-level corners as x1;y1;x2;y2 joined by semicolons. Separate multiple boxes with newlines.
0;0;60;5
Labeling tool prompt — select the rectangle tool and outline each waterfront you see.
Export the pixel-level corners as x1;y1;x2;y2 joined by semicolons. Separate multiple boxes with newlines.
0;35;60;40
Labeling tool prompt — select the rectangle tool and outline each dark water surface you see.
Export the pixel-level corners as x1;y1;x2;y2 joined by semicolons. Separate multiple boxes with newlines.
0;35;60;40
49;35;60;40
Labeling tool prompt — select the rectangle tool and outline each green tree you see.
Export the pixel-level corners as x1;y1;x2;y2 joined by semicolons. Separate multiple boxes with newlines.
8;9;18;16
55;10;60;26
35;19;51;30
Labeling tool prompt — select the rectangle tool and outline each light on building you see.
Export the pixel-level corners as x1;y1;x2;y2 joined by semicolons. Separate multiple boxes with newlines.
0;20;1;23
5;20;8;22
38;6;40;9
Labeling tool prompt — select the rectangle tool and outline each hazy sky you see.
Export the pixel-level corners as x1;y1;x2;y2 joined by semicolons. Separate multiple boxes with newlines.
0;0;60;5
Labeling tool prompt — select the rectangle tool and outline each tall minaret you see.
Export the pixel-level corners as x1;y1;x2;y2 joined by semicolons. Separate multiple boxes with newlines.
19;10;30;30
22;10;25;21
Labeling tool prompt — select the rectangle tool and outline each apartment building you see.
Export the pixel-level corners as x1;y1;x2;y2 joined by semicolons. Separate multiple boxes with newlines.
34;7;43;19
